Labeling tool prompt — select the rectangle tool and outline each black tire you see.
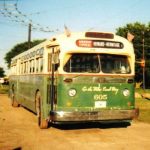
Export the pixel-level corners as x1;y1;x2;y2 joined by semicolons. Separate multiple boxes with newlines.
35;91;48;129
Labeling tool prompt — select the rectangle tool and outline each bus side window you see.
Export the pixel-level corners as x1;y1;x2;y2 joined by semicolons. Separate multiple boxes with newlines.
40;58;43;72
48;52;59;72
24;62;26;73
26;61;28;74
21;63;23;74
29;60;31;73
36;58;39;72
32;59;35;73
12;65;17;74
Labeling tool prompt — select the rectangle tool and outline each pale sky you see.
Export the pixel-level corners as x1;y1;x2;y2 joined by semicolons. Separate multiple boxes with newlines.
0;0;150;74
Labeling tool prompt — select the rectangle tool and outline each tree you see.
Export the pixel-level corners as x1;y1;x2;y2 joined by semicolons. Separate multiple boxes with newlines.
116;22;150;88
4;39;45;68
0;67;5;77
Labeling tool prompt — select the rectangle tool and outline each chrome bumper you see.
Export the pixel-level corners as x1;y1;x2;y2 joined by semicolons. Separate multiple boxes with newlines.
50;108;139;122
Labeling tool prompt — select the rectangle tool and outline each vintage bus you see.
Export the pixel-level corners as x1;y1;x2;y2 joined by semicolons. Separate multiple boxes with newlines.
9;31;139;128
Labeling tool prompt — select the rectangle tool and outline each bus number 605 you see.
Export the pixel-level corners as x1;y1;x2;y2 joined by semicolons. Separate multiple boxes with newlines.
94;94;107;100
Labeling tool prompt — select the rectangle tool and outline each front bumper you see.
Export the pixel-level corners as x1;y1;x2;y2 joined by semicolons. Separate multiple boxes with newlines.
50;108;139;122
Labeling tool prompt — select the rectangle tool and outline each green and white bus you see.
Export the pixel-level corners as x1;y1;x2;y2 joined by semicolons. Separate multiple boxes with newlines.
9;31;139;128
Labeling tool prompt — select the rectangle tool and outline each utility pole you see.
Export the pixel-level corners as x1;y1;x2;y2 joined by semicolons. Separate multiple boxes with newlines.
28;23;32;49
142;31;145;89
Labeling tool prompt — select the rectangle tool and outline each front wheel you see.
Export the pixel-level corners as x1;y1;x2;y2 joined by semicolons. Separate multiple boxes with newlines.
35;91;48;129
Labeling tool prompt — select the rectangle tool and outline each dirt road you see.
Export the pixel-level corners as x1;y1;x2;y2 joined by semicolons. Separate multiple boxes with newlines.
0;94;150;150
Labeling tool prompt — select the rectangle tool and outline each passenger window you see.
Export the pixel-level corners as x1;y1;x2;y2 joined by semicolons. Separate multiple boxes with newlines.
32;59;35;73
36;58;39;72
40;58;43;72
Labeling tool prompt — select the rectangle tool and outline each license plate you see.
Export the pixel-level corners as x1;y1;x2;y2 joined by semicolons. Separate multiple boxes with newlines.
95;101;106;108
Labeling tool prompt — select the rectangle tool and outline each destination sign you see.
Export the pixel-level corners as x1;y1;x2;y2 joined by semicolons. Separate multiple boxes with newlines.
76;40;124;49
21;47;44;61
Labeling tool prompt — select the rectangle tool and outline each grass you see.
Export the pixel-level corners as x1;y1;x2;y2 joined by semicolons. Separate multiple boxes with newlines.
0;85;9;94
135;88;150;124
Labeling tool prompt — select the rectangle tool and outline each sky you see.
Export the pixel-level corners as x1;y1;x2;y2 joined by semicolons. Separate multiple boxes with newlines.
0;0;150;75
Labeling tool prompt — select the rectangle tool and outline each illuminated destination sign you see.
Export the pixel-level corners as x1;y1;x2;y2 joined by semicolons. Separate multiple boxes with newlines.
76;40;124;49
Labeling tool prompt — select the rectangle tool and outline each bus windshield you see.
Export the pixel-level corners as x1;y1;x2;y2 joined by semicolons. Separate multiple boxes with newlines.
63;53;131;74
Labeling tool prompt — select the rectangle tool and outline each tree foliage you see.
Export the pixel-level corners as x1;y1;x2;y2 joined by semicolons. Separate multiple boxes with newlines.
0;67;5;77
116;22;150;88
4;39;45;68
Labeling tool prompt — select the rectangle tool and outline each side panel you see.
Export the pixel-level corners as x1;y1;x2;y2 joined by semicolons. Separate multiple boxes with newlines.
9;75;51;120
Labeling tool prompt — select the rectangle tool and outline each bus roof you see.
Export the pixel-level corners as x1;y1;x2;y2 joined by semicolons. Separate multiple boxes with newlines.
11;31;134;62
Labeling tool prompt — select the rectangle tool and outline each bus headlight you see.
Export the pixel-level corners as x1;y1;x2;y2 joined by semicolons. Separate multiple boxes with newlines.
68;89;77;97
123;89;130;97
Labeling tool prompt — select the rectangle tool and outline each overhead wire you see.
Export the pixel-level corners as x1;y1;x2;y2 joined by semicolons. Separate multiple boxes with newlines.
0;0;59;33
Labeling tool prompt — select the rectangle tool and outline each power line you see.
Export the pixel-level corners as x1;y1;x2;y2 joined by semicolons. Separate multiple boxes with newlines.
0;0;59;33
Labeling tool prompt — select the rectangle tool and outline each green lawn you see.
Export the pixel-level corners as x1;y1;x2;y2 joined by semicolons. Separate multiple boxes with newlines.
0;85;9;94
135;88;150;124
